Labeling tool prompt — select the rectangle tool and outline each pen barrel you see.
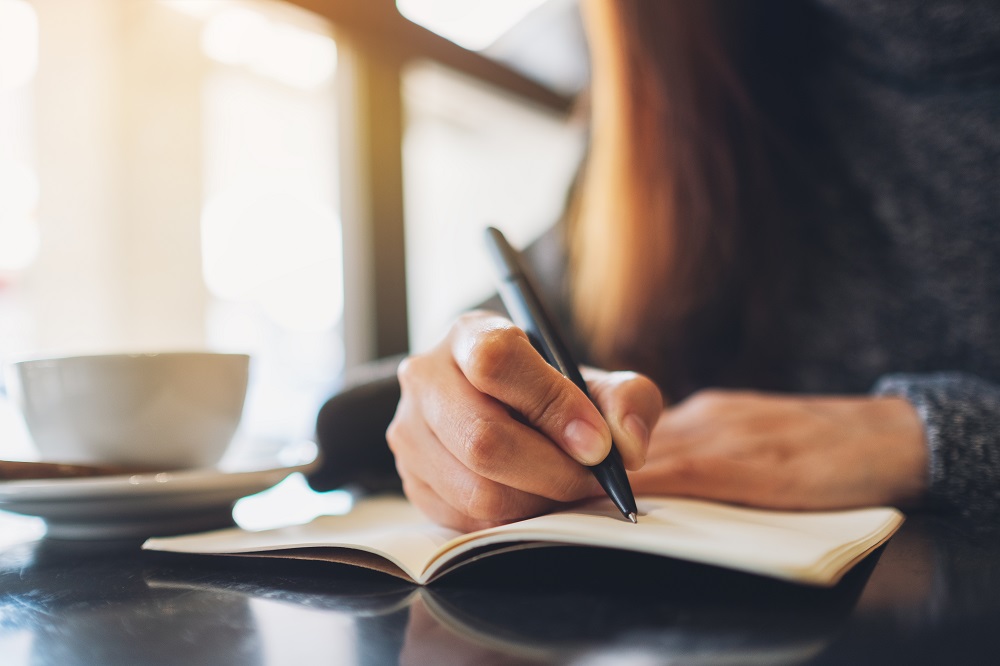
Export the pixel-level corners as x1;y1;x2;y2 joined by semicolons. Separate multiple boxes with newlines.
495;276;586;389
497;275;637;516
485;226;639;521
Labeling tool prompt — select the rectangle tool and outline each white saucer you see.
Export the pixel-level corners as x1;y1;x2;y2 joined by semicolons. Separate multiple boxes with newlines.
0;438;320;539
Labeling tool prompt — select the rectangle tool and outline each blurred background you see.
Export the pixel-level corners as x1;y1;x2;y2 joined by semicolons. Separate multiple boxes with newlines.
0;0;588;450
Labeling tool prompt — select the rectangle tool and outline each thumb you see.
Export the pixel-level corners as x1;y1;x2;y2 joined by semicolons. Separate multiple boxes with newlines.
583;369;664;470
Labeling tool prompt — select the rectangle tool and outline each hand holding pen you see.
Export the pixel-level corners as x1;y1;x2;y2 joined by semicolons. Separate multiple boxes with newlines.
386;229;663;533
484;227;644;521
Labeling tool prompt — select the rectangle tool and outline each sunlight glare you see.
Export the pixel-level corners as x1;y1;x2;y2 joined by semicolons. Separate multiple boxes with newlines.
396;0;549;51
0;0;38;91
201;183;344;333
233;473;353;531
202;8;337;90
0;160;40;271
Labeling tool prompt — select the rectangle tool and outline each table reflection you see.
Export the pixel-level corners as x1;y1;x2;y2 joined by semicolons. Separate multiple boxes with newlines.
816;515;1000;664
2;514;999;665
141;545;866;665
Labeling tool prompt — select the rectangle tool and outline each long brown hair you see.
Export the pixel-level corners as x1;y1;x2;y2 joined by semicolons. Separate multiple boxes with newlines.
573;0;825;398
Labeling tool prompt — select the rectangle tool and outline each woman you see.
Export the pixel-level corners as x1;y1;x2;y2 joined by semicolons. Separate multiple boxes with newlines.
386;0;1000;532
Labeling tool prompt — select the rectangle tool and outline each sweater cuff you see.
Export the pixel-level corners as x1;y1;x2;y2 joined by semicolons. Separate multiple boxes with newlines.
872;372;1000;516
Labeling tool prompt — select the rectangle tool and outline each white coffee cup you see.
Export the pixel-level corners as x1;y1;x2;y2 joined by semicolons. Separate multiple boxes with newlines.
5;352;250;469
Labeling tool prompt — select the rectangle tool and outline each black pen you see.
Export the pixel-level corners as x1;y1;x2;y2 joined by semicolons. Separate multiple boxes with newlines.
484;227;639;523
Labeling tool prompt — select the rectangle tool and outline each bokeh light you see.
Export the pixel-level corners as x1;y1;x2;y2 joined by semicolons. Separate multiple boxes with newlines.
201;182;344;333
396;0;549;51
0;0;38;91
0;160;40;271
202;7;337;90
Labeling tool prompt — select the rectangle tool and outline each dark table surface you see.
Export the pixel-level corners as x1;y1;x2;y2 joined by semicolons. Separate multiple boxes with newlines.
2;508;1000;665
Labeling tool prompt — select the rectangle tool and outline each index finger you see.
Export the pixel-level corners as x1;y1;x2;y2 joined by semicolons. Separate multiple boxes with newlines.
450;313;611;465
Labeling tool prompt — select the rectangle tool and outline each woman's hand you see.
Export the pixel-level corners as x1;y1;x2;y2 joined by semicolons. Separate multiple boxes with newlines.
630;390;929;509
387;311;663;532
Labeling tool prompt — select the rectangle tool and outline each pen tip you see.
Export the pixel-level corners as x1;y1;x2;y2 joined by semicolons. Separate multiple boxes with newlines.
627;512;637;524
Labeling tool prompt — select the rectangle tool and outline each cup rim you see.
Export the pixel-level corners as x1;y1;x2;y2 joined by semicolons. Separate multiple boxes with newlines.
7;351;251;368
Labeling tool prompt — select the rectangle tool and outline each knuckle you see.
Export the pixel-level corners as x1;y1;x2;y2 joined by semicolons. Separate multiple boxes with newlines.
454;309;490;332
462;326;524;385
690;388;721;404
667;456;703;482
762;467;799;505
524;379;576;428
460;418;505;473
395;354;423;390
687;389;726;411
460;477;506;522
385;415;404;454
395;355;412;380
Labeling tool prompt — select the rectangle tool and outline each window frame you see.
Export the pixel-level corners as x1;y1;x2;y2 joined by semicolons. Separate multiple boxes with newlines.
284;0;573;363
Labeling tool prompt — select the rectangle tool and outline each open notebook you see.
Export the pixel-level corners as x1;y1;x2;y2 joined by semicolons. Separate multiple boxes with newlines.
143;496;903;587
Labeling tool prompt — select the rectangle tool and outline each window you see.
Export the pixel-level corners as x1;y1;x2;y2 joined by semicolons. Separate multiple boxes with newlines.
402;61;583;350
0;0;586;459
196;2;344;439
0;0;40;345
398;0;587;349
0;0;345;447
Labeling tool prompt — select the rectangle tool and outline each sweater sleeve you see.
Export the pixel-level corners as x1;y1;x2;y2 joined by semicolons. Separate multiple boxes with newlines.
873;372;1000;517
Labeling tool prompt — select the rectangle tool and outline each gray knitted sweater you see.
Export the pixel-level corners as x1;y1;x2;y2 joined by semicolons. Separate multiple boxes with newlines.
799;0;1000;517
517;0;1000;518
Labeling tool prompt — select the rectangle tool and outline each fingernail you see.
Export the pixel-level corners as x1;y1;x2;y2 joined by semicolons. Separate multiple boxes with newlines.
563;418;609;464
623;414;649;447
